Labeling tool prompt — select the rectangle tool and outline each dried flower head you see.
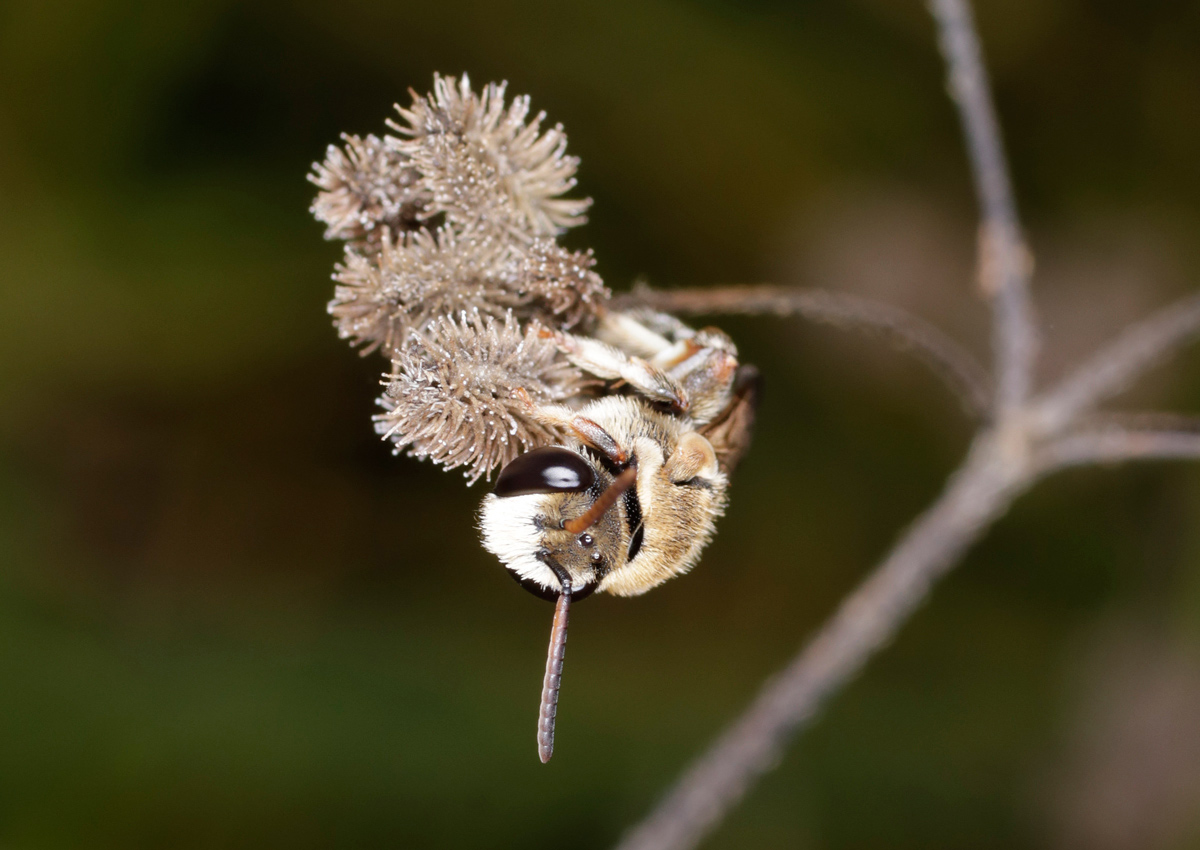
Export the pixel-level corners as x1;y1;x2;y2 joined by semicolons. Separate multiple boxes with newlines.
329;226;513;356
511;239;607;329
308;133;426;244
328;225;609;356
315;75;614;480
375;311;590;483
388;74;591;240
314;73;609;359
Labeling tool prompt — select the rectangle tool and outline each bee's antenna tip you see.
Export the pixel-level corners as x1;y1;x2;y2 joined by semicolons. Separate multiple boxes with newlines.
537;591;571;763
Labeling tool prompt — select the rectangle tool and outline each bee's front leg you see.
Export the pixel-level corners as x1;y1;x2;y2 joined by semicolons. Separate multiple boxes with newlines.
513;389;629;467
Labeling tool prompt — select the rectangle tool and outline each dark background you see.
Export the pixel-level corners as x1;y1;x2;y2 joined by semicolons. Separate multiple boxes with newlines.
3;1;1200;847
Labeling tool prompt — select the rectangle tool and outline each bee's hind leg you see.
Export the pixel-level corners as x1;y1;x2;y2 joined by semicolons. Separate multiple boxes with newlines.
594;309;693;358
590;312;740;424
663;431;720;484
697;365;762;475
548;330;691;414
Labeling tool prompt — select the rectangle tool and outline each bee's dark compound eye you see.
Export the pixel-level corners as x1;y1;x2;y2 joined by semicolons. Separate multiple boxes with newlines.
493;447;596;498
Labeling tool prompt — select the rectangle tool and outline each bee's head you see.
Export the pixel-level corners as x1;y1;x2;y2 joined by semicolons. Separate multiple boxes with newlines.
479;446;634;602
479;445;641;763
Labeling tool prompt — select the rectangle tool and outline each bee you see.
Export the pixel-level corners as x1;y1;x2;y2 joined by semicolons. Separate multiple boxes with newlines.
310;74;760;763
479;308;760;762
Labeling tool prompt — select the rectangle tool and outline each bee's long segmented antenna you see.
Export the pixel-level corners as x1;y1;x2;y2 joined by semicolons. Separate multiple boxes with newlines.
563;466;637;534
537;591;571;763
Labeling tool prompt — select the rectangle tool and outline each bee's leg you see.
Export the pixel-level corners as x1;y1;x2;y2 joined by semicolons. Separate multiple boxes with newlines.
549;330;691;413
514;391;630;467
622;307;695;340
662;431;720;484
697;365;762;475
593;313;740;423
594;310;711;374
564;415;628;466
594;310;690;360
671;342;741;424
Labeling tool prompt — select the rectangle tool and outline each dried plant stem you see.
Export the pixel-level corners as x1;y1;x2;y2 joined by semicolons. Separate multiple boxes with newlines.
618;409;1200;850
1033;292;1200;434
1037;426;1200;471
617;431;1032;850
613;2;1200;848
617;285;992;418
930;0;1036;416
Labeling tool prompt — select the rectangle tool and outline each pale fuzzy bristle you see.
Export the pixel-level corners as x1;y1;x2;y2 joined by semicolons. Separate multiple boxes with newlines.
505;238;608;331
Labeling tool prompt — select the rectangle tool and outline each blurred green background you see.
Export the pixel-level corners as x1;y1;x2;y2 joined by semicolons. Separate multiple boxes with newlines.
3;1;1200;847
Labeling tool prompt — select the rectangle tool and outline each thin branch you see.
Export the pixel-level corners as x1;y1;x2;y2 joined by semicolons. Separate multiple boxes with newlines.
614;434;1033;850
1032;292;1200;435
1059;411;1200;434
616;284;992;418
1037;424;1200;472
930;0;1036;416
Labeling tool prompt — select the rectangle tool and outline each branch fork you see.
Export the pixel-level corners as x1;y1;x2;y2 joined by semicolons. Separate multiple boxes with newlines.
613;2;1200;848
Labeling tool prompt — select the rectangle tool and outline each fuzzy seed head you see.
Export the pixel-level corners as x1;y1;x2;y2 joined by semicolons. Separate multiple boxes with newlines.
315;74;612;482
375;311;590;483
308;133;426;245
506;239;608;330
329;227;516;356
388;74;591;239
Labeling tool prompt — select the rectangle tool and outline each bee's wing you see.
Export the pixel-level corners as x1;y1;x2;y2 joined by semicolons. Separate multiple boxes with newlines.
698;365;762;476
